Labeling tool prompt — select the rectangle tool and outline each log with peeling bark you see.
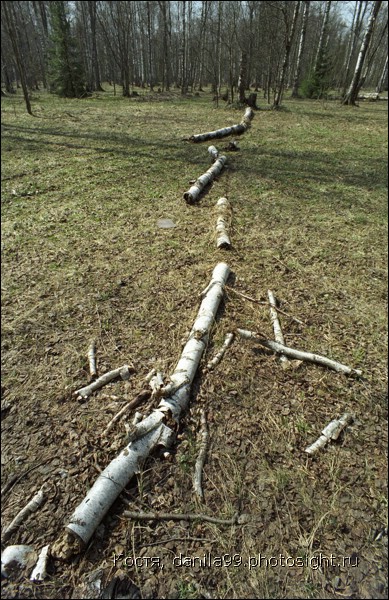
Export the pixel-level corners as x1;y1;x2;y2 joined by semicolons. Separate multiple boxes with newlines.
207;332;235;370
193;410;209;501
184;155;227;204
215;197;232;249
267;290;288;364
54;263;231;553
87;340;97;379
75;364;134;399
305;413;354;455
1;484;49;544
189;107;254;143
236;329;362;376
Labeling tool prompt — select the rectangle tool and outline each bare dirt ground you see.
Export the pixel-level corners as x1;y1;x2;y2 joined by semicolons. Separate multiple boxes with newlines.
1;89;388;599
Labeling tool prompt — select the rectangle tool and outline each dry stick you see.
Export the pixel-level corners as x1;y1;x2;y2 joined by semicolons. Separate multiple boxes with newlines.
237;329;362;376
1;458;52;500
123;510;240;526
305;413;354;455
183;155;227;204
102;390;151;436
193;410;209;501
207;332;235;370
226;286;305;325
1;483;49;544
268;290;288;364
87;340;97;379
75;364;134;398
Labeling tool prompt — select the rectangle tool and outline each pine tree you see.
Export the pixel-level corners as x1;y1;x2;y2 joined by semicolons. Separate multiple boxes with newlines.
48;1;86;98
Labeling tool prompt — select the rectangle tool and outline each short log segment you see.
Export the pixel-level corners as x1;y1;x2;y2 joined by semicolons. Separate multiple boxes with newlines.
215;197;232;249
189;107;254;143
237;329;362;376
184;155;227;204
305;413;354;455
62;263;231;550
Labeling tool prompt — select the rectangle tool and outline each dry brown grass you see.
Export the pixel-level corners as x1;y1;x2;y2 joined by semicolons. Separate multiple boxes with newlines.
1;87;387;599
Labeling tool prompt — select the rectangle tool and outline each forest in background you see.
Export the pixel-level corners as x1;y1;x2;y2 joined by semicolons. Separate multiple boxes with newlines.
1;1;388;113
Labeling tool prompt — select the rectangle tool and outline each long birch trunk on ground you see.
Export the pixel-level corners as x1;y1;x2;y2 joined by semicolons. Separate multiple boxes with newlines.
184;155;227;204
215;197;232;249
237;329;362;376
188;107;254;143
55;263;231;554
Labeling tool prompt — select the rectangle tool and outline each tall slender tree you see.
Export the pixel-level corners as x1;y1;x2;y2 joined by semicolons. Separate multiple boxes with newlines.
343;0;383;104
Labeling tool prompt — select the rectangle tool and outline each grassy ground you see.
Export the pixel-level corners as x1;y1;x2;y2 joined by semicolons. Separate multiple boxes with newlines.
1;86;388;599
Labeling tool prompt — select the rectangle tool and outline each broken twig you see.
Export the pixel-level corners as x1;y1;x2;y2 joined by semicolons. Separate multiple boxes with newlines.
193;410;209;501
305;413;354;455
207;332;235;370
2;484;49;544
268;290;288;364
75;364;134;398
237;329;362;376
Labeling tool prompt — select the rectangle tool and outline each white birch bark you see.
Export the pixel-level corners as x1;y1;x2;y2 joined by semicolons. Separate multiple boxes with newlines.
87;340;97;378
237;329;362;376
63;263;231;549
215;197;232;249
207;332;235;370
30;545;50;581
267;290;288;364
208;145;219;161
189;108;254;143
2;484;49;544
75;365;134;398
184;155;227;203
305;413;353;455
193;410;209;501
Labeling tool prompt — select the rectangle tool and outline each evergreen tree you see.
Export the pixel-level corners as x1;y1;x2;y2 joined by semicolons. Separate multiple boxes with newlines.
300;47;332;99
48;1;86;98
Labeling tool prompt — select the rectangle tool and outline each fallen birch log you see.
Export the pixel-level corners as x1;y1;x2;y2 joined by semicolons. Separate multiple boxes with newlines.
1;484;49;544
207;332;235;370
193;410;209;501
87;340;97;379
75;364;134;399
305;413;354;455
56;263;231;553
236;329;362;376
189;107;254;143
215;197;232;249
184;155;227;204
268;290;288;364
208;145;219;161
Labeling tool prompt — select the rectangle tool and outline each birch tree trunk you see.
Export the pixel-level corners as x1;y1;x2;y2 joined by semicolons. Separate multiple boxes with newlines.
273;1;301;108
57;263;230;552
291;1;310;98
343;1;383;105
